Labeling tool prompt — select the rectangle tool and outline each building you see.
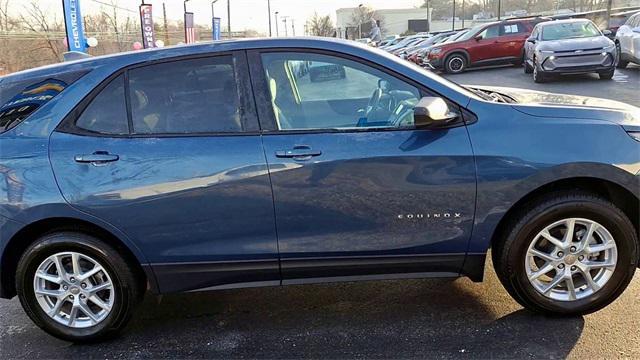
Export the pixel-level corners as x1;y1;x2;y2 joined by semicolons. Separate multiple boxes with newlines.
336;7;432;38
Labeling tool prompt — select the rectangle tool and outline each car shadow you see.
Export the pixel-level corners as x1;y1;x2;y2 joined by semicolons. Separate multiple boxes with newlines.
58;277;584;359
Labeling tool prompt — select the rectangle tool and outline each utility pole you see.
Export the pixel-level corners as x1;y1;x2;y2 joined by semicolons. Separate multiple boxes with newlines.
227;0;231;38
267;0;272;37
275;11;279;36
462;0;465;28
291;18;295;36
605;0;613;29
163;2;169;45
497;0;501;20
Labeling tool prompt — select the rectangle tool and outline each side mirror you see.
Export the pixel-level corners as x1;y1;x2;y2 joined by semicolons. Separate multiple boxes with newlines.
527;38;536;44
413;97;459;129
602;29;612;36
474;35;483;41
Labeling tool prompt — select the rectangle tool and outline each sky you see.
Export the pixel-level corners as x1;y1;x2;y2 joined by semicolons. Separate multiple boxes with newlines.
12;0;425;35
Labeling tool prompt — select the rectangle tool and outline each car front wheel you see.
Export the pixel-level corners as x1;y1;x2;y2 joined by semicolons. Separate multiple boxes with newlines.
599;69;615;80
16;232;142;342
493;192;638;315
444;53;467;74
532;60;546;83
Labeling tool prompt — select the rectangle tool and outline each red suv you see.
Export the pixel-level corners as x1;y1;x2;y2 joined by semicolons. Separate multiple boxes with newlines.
425;18;547;73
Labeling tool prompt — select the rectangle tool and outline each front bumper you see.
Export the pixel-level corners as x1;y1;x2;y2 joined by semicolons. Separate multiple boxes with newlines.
540;51;615;74
423;57;443;70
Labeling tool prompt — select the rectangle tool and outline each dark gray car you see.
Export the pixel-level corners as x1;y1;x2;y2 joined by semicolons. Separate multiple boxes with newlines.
524;19;616;83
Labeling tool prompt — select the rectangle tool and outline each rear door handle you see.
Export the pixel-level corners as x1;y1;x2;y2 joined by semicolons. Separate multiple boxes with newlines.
275;146;322;160
74;152;119;165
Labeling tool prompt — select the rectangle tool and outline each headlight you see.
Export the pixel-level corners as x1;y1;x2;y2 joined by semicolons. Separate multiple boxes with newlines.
627;132;640;142
539;50;555;54
431;48;442;55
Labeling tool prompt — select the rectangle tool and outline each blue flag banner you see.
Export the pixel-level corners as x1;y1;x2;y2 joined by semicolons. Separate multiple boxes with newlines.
213;17;221;40
62;0;87;53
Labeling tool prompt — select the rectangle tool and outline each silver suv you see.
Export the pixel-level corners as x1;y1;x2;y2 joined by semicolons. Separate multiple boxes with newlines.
615;11;640;68
524;19;616;83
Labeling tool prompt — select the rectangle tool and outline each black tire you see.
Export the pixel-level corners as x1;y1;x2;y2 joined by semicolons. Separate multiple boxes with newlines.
524;60;533;74
599;69;615;80
616;43;629;69
532;59;547;83
16;232;142;342
444;53;467;74
493;192;638;316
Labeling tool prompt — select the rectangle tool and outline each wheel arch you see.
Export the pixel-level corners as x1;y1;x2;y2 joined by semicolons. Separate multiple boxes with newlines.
1;217;155;299
489;177;640;258
443;50;471;66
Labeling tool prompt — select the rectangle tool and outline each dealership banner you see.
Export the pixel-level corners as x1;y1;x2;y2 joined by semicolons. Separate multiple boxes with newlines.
212;17;221;40
139;4;156;48
62;0;87;52
185;12;197;44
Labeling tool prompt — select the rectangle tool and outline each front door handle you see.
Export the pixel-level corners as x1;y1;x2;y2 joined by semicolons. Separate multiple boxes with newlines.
74;151;119;165
275;146;322;160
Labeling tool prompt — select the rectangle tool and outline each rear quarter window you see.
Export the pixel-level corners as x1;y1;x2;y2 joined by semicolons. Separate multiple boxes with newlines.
0;70;87;133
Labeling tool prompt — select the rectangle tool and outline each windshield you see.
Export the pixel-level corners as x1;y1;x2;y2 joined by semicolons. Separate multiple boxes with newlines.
457;24;487;41
541;21;601;40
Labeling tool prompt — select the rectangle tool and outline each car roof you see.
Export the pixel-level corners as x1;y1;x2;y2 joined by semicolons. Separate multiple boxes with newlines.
536;18;593;27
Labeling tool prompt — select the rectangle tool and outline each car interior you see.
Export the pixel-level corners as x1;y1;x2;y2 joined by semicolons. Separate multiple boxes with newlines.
261;53;421;131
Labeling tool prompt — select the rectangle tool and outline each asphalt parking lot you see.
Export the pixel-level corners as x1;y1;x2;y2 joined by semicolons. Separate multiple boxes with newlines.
1;65;639;359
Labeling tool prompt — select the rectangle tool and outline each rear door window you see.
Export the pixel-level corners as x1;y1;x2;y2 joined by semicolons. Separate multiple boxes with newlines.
128;56;242;134
75;75;129;135
0;71;86;133
479;25;500;39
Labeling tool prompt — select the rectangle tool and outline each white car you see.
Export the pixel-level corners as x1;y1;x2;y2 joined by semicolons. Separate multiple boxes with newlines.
616;11;640;68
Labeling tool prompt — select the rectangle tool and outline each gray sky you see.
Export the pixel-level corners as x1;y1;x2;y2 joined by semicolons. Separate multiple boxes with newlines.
12;0;424;35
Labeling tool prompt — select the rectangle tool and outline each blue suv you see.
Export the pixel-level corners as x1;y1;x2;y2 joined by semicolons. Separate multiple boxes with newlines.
0;38;638;342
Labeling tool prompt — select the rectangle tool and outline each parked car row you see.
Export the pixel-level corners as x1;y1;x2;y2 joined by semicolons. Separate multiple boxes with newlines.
376;11;639;82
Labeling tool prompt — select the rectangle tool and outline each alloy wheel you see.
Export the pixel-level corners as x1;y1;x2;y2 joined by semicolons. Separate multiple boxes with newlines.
525;218;617;302
33;252;115;328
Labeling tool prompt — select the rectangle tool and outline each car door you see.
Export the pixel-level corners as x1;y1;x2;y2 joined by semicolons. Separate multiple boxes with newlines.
49;52;280;293
248;50;476;282
496;22;529;60
468;24;502;63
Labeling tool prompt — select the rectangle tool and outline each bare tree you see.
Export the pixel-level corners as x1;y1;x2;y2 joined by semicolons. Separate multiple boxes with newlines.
101;0;136;52
307;13;335;37
20;1;63;63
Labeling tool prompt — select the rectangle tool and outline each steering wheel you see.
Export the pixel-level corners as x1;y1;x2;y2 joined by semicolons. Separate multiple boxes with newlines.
364;88;383;119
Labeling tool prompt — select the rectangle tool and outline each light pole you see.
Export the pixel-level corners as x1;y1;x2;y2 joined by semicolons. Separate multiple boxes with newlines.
184;0;190;43
275;11;279;36
227;0;231;38
452;0;456;31
282;16;289;36
211;0;219;40
291;18;295;36
358;4;363;39
267;0;272;37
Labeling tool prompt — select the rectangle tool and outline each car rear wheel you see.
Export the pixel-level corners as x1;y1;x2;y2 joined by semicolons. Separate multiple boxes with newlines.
493;192;638;315
16;232;142;342
444;53;467;74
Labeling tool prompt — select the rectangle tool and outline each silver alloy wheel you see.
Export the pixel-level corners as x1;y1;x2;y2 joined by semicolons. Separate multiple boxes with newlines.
525;218;617;302
33;252;115;328
448;56;464;72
